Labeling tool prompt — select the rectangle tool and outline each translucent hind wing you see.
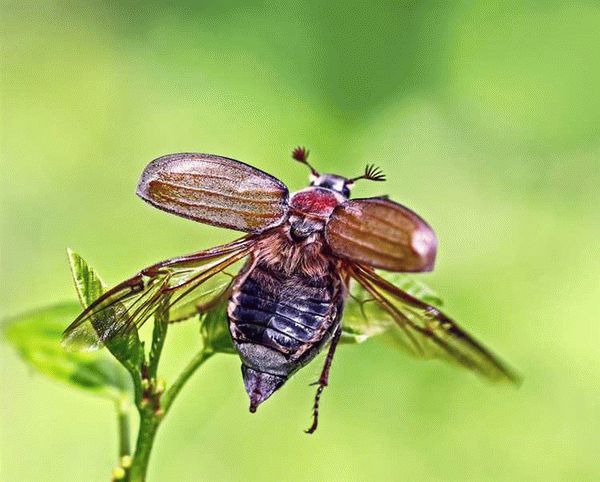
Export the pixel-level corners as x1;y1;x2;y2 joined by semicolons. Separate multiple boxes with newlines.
349;264;520;384
62;237;255;350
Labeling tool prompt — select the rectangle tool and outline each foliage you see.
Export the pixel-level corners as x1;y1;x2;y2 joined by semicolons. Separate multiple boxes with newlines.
2;251;443;480
3;302;130;400
67;249;145;404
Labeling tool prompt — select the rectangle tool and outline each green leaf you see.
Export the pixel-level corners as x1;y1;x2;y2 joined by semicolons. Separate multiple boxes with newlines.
148;296;170;379
68;247;105;308
3;302;130;399
199;299;236;354
341;272;443;344
67;249;145;401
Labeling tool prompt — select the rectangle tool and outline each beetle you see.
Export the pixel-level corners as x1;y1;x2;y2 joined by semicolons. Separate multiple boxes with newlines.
63;147;519;433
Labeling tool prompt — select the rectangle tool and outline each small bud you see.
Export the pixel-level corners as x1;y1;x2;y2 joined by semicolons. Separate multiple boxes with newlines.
120;455;132;469
112;466;126;480
155;379;166;394
155;408;165;418
141;379;150;390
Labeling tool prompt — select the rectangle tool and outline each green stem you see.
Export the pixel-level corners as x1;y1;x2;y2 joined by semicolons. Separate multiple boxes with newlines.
127;361;145;407
127;347;213;481
162;347;214;413
116;399;132;457
128;409;161;482
126;296;218;482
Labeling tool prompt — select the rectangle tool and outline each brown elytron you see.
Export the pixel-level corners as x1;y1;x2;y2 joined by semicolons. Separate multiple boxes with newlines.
326;198;437;272
63;148;519;433
137;153;289;232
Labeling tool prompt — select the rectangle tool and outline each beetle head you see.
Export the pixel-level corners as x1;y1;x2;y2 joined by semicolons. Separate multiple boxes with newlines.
291;146;386;199
310;173;352;198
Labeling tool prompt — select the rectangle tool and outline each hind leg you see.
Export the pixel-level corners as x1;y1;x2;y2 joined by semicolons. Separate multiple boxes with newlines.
305;327;342;434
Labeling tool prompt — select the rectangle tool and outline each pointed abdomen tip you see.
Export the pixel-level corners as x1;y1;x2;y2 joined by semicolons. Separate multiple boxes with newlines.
242;364;287;411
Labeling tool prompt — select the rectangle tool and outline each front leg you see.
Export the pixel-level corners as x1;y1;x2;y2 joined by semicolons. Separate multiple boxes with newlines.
305;326;342;434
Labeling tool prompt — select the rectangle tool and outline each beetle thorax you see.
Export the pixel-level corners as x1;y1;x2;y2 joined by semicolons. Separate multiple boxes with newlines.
290;186;346;216
254;228;338;278
287;187;344;243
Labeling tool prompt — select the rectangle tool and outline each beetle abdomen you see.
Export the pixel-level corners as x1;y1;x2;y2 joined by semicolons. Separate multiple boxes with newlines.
232;279;331;347
228;260;343;410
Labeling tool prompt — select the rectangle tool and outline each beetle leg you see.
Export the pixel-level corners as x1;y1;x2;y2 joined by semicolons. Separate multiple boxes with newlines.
305;326;342;434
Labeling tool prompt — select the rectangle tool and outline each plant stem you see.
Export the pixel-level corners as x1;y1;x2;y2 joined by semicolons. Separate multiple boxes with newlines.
162;347;214;413
127;347;213;481
126;360;145;407
128;409;161;482
116;399;132;457
126;296;217;482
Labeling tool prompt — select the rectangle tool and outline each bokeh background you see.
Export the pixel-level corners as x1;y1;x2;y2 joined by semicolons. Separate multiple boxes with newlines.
2;1;599;481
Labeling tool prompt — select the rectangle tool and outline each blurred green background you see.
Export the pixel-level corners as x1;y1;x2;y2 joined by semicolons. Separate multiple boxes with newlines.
2;1;599;481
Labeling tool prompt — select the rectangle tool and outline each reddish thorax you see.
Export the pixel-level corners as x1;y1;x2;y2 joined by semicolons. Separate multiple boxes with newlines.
289;188;342;218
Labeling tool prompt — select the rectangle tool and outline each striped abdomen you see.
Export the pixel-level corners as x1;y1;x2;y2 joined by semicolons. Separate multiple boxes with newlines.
228;259;343;410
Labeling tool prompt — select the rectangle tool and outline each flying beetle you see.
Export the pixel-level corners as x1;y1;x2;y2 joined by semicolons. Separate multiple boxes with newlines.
63;147;520;433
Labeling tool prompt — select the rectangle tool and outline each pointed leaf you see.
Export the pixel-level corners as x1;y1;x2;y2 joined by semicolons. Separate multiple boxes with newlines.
67;249;144;399
199;299;236;354
3;302;130;399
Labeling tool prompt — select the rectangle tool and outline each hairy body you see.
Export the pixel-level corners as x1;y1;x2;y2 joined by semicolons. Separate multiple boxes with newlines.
228;221;346;410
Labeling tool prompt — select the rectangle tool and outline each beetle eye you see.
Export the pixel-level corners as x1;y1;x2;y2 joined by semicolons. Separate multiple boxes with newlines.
341;186;351;197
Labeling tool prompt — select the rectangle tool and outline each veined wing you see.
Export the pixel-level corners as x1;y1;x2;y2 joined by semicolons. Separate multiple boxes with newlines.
62;237;254;350
348;264;520;384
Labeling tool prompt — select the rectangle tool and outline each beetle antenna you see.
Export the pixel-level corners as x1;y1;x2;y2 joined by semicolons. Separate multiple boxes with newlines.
348;164;386;183
292;146;319;176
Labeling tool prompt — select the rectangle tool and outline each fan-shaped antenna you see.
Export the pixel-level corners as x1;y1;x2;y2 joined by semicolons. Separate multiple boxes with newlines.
348;164;386;183
291;146;319;177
